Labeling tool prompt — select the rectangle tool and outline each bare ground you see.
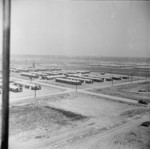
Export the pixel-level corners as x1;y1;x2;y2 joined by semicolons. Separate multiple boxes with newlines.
0;92;148;149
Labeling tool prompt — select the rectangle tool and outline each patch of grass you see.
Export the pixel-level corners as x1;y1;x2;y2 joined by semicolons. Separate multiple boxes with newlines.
6;104;87;136
93;81;150;102
44;106;87;121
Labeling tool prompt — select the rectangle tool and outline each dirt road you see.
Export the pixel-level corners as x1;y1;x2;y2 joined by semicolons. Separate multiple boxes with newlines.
7;77;147;106
79;90;138;104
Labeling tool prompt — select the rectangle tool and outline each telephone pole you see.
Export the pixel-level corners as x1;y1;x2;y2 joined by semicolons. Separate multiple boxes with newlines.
76;80;77;92
35;83;36;98
131;74;132;84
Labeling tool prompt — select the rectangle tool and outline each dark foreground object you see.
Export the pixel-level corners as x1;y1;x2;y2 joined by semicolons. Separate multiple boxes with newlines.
141;121;150;127
138;100;148;105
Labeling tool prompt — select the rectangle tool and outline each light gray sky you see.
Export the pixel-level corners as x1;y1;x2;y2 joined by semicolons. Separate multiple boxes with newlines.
0;0;149;57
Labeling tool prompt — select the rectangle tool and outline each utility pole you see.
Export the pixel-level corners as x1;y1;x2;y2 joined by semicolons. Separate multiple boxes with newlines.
1;0;11;149
76;80;77;92
30;76;32;82
111;69;113;87
35;83;36;98
148;70;150;93
149;81;150;123
131;74;132;84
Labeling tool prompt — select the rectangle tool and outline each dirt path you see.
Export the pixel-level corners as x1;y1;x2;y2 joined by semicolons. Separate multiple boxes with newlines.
64;116;148;149
79;90;138;104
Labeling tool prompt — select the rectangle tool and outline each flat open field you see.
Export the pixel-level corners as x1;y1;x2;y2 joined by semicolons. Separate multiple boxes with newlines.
69;64;150;77
0;92;148;149
90;81;150;103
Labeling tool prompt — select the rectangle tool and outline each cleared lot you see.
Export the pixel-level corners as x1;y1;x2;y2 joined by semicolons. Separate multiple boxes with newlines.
46;93;142;117
1;92;148;149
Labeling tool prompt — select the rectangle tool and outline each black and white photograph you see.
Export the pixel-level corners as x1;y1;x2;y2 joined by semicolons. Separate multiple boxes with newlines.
0;0;150;149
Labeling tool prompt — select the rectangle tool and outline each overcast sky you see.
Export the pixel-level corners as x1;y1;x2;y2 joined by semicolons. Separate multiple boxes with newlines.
0;0;149;57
